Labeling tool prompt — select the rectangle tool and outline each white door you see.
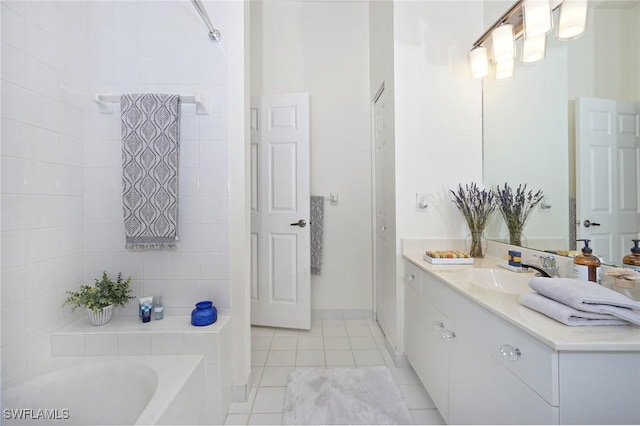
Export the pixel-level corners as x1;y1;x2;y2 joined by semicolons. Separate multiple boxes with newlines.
373;85;396;340
575;97;640;264
614;101;640;259
250;93;311;330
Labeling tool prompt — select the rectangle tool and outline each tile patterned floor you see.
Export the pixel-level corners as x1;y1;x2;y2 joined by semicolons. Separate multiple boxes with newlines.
224;318;445;425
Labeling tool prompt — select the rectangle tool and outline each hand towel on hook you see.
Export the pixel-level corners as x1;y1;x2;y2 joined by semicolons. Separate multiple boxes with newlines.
121;93;181;249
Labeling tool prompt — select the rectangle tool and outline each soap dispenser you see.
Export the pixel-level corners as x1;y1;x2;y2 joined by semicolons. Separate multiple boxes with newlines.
622;239;640;272
574;239;601;283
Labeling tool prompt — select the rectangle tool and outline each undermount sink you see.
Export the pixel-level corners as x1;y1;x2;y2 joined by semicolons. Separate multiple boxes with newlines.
454;268;532;294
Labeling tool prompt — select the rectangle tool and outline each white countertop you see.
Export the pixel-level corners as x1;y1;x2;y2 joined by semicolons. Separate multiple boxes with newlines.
403;252;640;351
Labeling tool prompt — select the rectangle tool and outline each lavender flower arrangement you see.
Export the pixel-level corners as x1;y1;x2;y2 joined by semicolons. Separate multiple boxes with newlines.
450;183;497;257
494;183;544;246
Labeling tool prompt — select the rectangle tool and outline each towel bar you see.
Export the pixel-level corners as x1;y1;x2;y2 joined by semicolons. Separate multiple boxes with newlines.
94;93;209;115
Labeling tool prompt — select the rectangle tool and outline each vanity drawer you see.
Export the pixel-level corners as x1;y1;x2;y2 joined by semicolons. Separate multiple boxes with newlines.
493;317;559;406
404;262;422;294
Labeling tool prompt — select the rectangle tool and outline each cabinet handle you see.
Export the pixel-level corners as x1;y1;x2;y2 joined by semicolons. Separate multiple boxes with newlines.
406;273;416;281
442;329;456;340
500;344;522;361
432;321;444;331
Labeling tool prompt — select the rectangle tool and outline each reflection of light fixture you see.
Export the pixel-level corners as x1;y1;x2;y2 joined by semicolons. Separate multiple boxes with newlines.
558;0;588;40
495;59;514;79
522;35;547;63
467;0;586;80
523;0;552;38
491;24;515;63
469;46;489;79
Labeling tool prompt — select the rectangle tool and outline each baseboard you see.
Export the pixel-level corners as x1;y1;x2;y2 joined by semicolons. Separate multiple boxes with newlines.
231;376;250;403
381;333;409;368
311;309;374;320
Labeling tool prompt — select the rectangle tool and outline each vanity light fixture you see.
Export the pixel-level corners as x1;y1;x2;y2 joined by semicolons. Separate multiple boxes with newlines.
468;0;587;80
495;58;515;79
491;24;515;63
522;34;547;63
469;46;490;78
523;0;552;38
558;0;588;40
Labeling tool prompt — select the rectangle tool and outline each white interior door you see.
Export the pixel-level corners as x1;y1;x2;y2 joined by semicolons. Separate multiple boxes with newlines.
575;97;640;264
614;101;640;259
373;85;396;339
250;93;311;330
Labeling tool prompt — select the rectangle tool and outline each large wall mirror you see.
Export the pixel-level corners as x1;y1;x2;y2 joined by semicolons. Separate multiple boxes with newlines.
483;0;640;266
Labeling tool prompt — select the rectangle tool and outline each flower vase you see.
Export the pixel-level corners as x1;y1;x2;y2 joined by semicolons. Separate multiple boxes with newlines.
466;231;486;258
508;228;524;246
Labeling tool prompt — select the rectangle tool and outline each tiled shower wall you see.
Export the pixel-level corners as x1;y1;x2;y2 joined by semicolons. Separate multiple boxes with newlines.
1;1;231;382
1;1;86;381
81;1;231;317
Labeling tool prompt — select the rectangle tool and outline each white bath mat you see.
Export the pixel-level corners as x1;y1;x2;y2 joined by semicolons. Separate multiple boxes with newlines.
282;366;414;425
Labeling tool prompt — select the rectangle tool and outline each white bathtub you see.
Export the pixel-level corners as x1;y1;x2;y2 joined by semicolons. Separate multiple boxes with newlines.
2;355;206;425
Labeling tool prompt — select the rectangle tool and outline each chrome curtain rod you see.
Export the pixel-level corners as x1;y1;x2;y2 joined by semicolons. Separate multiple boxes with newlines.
191;0;222;42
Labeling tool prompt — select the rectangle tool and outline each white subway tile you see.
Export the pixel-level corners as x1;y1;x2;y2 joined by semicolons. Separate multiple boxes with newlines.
141;55;169;84
199;139;227;169
1;194;27;231
2;338;27;383
178;196;200;224
198;168;228;197
199;113;227;140
113;251;144;281
200;224;230;252
26;327;52;368
2;42;26;86
1;81;27;123
2;230;26;268
172;252;201;280
184;332;219;364
180;138;200;168
85;333;118;356
143;251;172;280
25;20;58;68
25;292;59;334
180;113;200;140
179;167;199;197
1;266;26;307
175;223;201;252
199;196;229;224
151;333;184;355
2;302;26;345
2;4;26;50
2;118;28;158
171;280;202;308
118;333;151;355
200;253;230;279
52;333;85;356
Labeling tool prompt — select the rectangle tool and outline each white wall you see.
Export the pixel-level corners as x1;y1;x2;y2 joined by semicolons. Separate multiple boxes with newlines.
393;0;484;350
251;1;373;313
1;1;86;381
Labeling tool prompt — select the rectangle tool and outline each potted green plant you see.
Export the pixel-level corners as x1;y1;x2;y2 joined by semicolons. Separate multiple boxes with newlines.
63;272;135;326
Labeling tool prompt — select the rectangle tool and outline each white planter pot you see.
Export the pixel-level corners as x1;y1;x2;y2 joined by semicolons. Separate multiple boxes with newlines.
87;305;114;326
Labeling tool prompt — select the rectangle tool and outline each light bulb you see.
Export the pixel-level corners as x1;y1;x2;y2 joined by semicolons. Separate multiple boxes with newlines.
469;46;489;78
491;24;515;63
523;0;552;38
522;35;547;63
558;0;588;40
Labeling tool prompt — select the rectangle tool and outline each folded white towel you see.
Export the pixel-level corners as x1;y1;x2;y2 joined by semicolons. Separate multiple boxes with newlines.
519;292;629;326
529;277;640;326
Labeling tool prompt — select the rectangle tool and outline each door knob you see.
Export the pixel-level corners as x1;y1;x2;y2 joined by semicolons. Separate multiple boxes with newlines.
290;219;307;228
583;220;601;228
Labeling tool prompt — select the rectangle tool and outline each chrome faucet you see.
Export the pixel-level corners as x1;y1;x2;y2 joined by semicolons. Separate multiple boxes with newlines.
522;255;560;278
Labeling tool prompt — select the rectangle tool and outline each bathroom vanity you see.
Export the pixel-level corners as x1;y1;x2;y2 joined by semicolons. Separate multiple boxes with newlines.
403;253;640;425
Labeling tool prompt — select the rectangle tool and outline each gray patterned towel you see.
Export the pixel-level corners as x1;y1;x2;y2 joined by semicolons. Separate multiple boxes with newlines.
121;94;181;249
310;196;324;275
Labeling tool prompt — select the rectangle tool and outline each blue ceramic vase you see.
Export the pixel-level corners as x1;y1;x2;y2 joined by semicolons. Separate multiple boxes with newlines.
191;300;217;326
